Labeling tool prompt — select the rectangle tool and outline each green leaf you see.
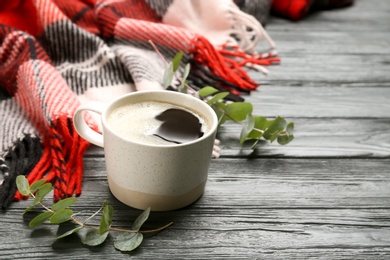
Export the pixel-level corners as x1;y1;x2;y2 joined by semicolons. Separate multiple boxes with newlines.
81;228;109;246
248;116;268;139
114;232;143;252
277;131;294;145
198;86;219;97
51;197;77;212
30;179;47;193
180;63;190;93
55;227;82;240
286;122;294;135
263;117;287;140
182;63;190;81
224;102;253;122
24;202;39;214
277;122;295;145
33;183;53;204
240;114;255;144
172;51;183;72
16;175;30;196
206;92;229;105
50;209;73;224
269;130;281;143
213;102;228;126
100;205;114;235
132;207;150;231
29;211;53;227
253;116;268;130
162;62;174;88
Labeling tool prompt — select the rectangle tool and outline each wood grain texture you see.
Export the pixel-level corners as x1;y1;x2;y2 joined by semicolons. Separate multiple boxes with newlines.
1;158;389;259
217;118;390;158
1;0;390;259
244;86;390;118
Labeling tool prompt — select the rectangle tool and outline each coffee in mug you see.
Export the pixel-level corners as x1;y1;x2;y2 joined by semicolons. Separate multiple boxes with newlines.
73;91;218;211
107;100;211;145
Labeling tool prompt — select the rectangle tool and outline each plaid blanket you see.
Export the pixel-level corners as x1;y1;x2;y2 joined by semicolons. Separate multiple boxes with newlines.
0;0;278;208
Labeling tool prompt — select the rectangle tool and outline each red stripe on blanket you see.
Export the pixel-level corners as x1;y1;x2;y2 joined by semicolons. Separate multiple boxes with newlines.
13;60;93;201
115;18;194;51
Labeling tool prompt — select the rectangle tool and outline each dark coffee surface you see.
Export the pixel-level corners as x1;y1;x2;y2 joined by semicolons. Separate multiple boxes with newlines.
153;108;204;144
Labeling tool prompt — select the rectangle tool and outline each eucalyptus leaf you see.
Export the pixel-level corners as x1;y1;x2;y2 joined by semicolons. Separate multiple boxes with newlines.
50;209;73;224
51;197;77;211
224;102;253;122
277;122;295;145
81;228;109;246
182;63;190;82
16;175;30;196
277;131;294;145
55;227;82;240
206;92;229;105
132;207;150;231
30;179;47;193
240;114;255;144
100;205;114;235
33;183;53;204
198;86;219;97
114;232;143;252
29;211;53;227
248;116;268;139
214;102;228;126
263;117;287;140
172;51;183;72
251;116;268;132
24;202;39;214
180;63;190;93
269;130;281;143
286;122;294;134
162;62;174;88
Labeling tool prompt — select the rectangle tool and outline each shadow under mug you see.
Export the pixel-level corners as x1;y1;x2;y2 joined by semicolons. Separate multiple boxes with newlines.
73;90;218;211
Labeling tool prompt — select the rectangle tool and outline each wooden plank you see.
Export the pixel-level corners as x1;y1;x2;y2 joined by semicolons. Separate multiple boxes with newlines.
84;117;390;158
1;158;389;259
242;86;390;118
255;2;390;85
217;118;390;158
254;55;390;84
267;31;390;55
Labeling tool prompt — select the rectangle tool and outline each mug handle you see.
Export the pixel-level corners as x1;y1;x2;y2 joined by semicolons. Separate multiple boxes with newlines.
73;102;105;147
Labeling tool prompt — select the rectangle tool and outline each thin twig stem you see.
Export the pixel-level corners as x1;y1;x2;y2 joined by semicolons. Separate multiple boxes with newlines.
33;194;173;235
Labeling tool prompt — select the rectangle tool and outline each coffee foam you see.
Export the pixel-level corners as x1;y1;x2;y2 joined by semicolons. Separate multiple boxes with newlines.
107;101;210;145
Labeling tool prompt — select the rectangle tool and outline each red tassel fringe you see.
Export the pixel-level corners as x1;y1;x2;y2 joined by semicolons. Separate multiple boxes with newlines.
191;36;280;95
13;116;91;202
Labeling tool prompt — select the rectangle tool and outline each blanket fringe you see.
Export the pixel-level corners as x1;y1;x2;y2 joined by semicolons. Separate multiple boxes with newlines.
0;135;42;208
191;36;280;95
13;117;90;203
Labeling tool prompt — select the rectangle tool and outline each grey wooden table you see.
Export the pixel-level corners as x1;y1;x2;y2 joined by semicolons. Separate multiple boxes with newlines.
1;0;390;259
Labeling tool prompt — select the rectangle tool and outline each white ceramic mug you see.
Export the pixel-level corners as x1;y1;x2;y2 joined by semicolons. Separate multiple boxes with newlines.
73;91;218;211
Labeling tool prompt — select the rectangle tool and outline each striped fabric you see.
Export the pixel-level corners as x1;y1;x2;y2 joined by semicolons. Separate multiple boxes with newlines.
0;0;278;208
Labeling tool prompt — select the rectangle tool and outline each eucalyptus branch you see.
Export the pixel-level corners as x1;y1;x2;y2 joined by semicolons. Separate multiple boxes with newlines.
16;175;172;252
148;40;196;94
213;103;265;134
158;50;295;148
199;86;294;147
30;193;53;213
109;222;174;234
